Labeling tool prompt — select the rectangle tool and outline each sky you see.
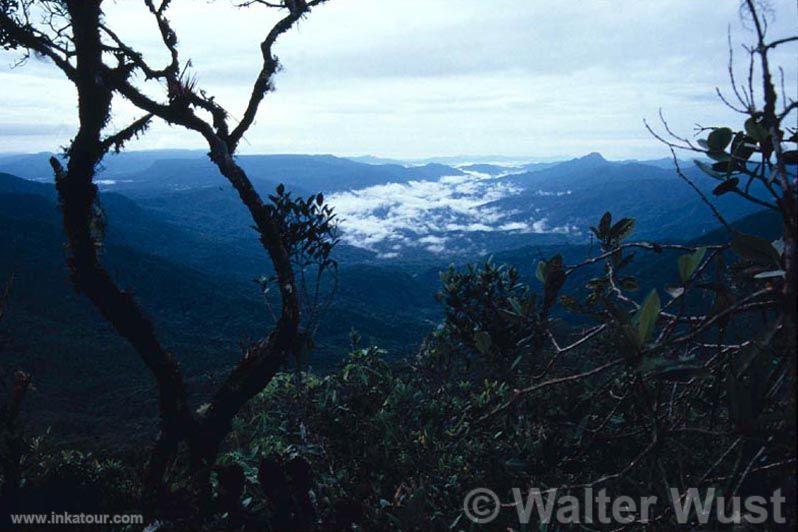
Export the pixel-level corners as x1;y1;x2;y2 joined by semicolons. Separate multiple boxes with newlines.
0;0;796;160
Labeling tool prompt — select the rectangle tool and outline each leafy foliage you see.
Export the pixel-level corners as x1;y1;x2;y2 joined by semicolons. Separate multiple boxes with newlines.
434;260;539;369
268;185;339;271
210;196;793;528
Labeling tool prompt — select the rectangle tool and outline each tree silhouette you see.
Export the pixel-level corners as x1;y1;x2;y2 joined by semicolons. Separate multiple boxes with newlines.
1;0;335;521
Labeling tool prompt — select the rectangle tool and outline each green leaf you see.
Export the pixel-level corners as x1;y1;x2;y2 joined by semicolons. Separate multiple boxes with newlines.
711;161;737;173
731;231;781;266
474;331;491;354
535;260;546;283
706;127;733;151
586;277;607;290
504;458;527;470
633;289;660;345
730;132;756;161
619;277;639;291
665;285;685;299
507;297;523;316
753;269;785;279
622;323;641;351
677;247;707;283
734;321;780;378
609;218;635;242
771;238;785;255
652;364;710;382
707;150;731;162
694;159;724;179
712;177;739;195
542;255;565;308
598;211;612;239
744;117;768;142
559;294;581;312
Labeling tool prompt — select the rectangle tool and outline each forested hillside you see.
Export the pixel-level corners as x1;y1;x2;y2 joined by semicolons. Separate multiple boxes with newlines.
0;159;780;448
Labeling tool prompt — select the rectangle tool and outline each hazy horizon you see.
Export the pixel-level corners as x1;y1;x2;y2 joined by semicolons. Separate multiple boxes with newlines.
0;149;679;165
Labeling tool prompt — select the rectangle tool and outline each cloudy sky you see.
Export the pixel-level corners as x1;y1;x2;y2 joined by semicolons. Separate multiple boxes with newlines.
0;0;795;159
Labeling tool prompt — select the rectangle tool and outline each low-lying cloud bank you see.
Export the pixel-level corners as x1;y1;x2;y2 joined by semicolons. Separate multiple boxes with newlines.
328;171;575;256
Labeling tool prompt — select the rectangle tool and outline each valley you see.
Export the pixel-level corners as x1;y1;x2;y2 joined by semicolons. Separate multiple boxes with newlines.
0;151;776;447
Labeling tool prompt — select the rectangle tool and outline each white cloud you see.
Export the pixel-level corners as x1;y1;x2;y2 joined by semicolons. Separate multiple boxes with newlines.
534;190;572;197
328;171;575;253
498;222;530;232
418;235;449;245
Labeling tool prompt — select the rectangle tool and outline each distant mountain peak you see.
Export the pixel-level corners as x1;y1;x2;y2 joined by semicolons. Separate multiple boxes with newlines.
551;152;609;171
578;152;606;162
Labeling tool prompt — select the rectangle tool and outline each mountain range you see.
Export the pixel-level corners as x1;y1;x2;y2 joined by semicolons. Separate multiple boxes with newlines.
0;150;778;447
